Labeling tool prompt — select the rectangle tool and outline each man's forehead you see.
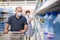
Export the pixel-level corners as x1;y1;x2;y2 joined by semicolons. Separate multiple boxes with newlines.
16;7;22;10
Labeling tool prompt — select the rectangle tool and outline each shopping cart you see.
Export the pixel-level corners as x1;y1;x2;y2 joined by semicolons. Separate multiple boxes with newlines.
0;32;24;40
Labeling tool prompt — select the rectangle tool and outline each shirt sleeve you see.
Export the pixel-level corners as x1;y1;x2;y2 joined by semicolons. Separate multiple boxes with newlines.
7;17;12;25
24;17;28;25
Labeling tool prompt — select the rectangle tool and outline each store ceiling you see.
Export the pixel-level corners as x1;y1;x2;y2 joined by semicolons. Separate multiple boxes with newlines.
0;0;36;11
0;0;36;6
0;0;36;1
0;1;36;6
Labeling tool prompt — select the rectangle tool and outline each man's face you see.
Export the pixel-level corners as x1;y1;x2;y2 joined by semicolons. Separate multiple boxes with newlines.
15;7;22;16
16;7;22;14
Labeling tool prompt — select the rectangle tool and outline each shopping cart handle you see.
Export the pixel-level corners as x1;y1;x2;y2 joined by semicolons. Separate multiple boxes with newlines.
0;31;24;34
10;32;23;34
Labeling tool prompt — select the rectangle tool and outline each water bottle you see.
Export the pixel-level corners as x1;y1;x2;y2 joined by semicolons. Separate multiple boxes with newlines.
44;12;51;40
48;12;57;40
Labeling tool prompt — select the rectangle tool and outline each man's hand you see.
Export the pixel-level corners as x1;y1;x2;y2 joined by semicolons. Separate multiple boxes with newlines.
3;30;8;34
20;30;26;33
3;24;9;34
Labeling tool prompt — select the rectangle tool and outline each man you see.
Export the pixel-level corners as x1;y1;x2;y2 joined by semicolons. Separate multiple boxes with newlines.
4;7;28;34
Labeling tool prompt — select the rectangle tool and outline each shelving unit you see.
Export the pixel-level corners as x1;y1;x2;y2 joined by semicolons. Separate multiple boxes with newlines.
0;10;13;31
35;0;47;12
35;0;59;14
34;0;49;40
34;0;60;40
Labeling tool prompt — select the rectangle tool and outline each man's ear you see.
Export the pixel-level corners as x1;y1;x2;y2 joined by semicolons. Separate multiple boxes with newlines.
15;9;16;12
15;10;17;14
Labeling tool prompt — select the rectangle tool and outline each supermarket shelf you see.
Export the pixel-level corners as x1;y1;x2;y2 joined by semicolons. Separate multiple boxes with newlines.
0;21;7;23
0;17;5;19
35;0;59;14
0;12;8;14
0;12;13;31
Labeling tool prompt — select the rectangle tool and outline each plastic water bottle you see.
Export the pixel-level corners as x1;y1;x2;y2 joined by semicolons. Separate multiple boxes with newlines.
48;12;57;40
44;12;51;40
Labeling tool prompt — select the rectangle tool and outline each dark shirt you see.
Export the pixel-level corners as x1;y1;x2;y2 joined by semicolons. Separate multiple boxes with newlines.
7;15;27;31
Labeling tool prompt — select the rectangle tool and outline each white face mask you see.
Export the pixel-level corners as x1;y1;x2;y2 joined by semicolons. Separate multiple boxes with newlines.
17;12;22;16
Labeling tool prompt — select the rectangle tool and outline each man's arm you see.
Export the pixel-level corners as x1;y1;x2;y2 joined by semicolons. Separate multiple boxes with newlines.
4;24;10;34
20;17;28;33
20;25;28;33
4;17;11;34
23;25;28;32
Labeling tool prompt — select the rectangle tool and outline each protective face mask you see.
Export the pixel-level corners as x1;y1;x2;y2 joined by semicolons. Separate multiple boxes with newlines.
17;12;22;16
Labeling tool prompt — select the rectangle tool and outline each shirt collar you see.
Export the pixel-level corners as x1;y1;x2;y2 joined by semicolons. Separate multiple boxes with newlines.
14;14;22;19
